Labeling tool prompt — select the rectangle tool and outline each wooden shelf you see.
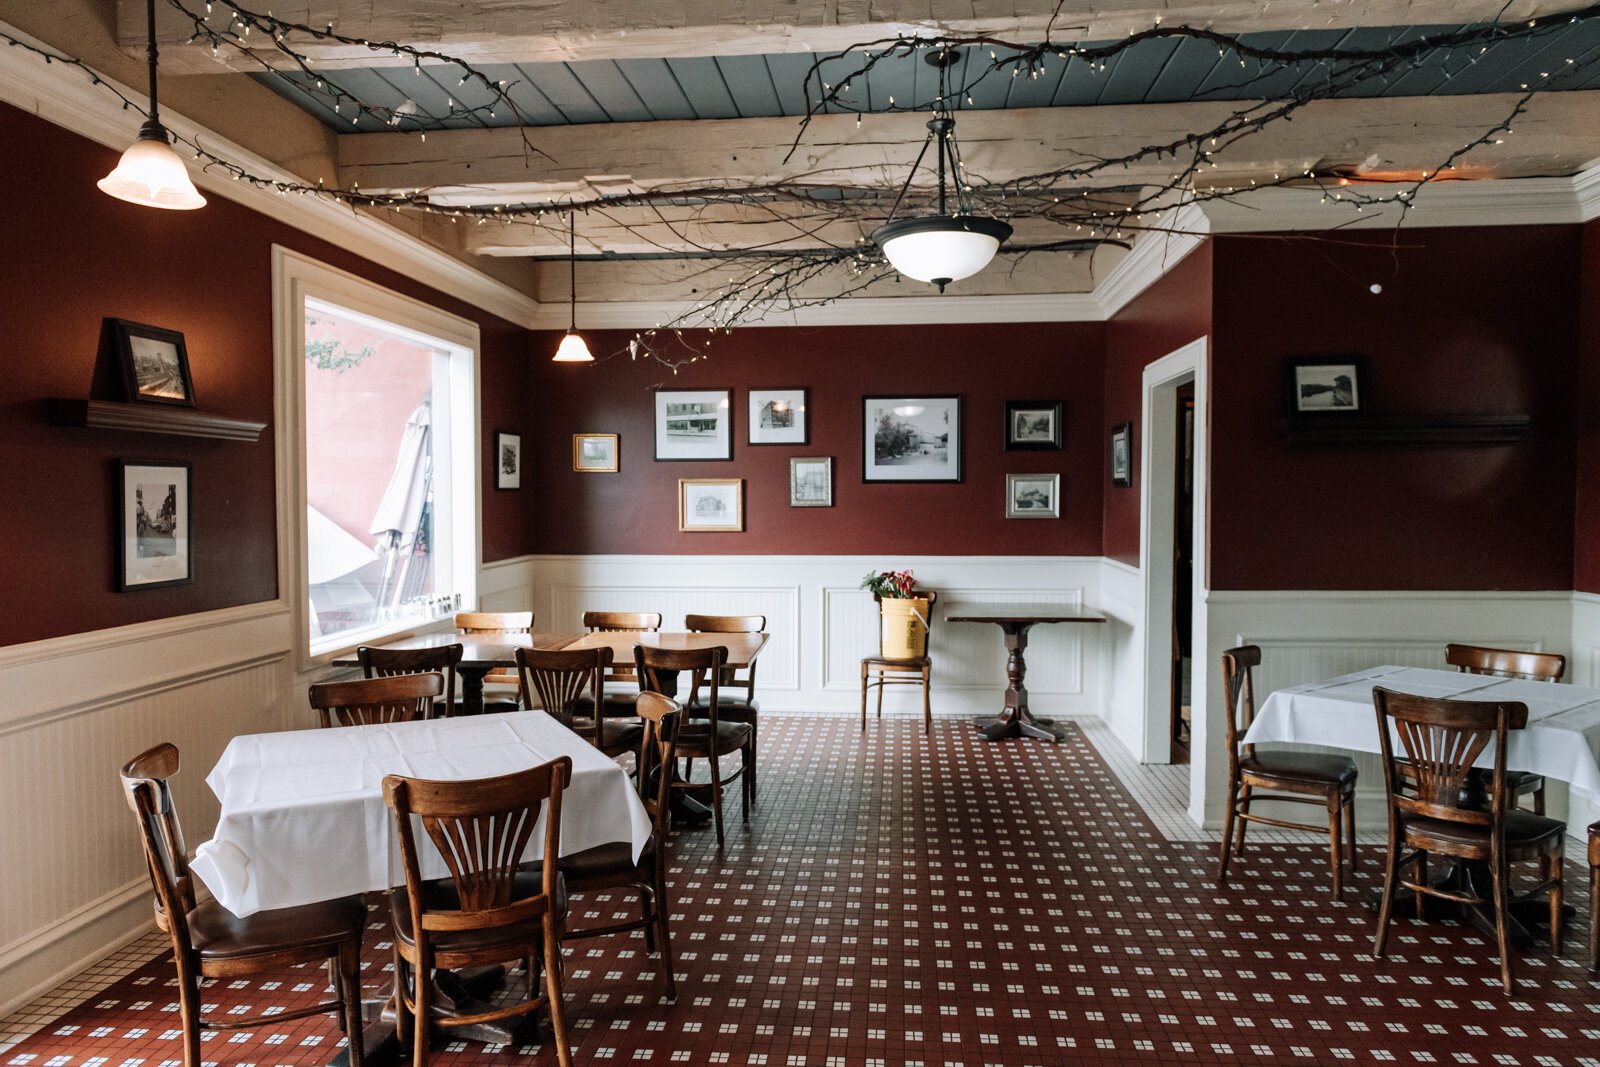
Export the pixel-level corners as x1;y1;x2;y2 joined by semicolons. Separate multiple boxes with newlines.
1282;414;1529;447
47;399;266;442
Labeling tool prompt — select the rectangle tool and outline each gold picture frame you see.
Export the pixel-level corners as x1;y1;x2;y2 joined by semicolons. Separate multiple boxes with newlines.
678;478;743;532
573;433;619;472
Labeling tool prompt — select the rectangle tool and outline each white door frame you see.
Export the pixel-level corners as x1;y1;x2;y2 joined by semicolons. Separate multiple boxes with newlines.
1137;337;1211;820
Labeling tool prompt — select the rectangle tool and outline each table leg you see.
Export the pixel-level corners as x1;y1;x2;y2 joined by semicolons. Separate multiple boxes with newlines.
1362;859;1568;952
328;965;534;1065
458;666;488;716
973;623;1065;742
645;667;714;822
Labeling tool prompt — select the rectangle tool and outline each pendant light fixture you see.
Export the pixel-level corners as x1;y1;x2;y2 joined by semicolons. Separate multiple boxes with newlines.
551;214;594;362
97;0;207;210
871;50;1009;292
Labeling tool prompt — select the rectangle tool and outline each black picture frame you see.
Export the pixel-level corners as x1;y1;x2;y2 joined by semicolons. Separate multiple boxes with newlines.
109;318;196;408
116;461;193;591
748;387;810;445
1286;357;1366;417
495;431;522;490
654;388;734;461
1110;422;1133;488
1005;400;1063;450
862;395;963;483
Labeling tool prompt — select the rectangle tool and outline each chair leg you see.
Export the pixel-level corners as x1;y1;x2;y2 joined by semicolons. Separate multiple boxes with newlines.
1491;846;1515;995
653;863;678;1002
411;954;431;1067
1533;783;1545;816
1233;786;1252;857
542;917;574;1067
1548;851;1564;957
1373;828;1401;960
641;886;657;952
178;973;203;1067
921;667;932;735
876;672;885;721
709;752;726;849
1217;780;1239;886
1326;793;1344;897
1413;852;1427;920
1590;865;1600;972
338;942;365;1067
1343;794;1358;874
748;721;758;802
741;746;752;825
392;949;411;1050
859;665;869;731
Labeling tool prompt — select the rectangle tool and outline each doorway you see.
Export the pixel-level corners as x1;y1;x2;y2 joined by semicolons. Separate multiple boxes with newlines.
1169;384;1195;763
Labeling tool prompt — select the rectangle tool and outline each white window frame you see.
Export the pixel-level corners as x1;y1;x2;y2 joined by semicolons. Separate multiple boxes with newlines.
273;246;481;671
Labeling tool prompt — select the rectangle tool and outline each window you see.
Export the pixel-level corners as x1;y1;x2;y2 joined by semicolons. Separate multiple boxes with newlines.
274;249;479;661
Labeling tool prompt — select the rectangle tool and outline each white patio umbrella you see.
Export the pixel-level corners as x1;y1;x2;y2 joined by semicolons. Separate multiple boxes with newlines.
306;504;380;585
369;398;433;608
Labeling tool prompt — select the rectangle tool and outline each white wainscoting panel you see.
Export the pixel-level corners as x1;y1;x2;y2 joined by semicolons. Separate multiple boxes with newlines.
1099;559;1145;759
529;555;1107;716
479;555;538;614
0;604;293;1017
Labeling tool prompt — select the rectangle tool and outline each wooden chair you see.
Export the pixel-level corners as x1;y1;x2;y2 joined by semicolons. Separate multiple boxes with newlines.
457;611;533;711
309;672;443;728
383;759;574;1067
860;590;938;735
1445;643;1566;815
1217;645;1358;896
120;743;366;1067
514;645;644;758
635;642;752;849
575;611;663;719
1590;821;1600;973
1371;686;1565;994
559;691;682;1000
358;643;462;717
685;613;765;800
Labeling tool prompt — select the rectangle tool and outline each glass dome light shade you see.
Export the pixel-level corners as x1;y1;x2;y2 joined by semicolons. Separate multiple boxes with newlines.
98;131;206;211
552;329;595;362
873;215;1011;290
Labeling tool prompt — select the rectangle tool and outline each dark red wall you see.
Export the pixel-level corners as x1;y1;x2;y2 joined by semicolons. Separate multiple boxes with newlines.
1208;227;1580;591
527;323;1106;555
1101;244;1214;567
1576;218;1600;594
0;103;534;647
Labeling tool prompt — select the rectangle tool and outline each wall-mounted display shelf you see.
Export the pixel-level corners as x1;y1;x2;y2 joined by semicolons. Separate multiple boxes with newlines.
1282;414;1530;447
47;399;266;442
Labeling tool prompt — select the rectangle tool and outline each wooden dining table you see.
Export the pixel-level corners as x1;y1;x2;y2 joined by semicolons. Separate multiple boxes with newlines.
332;629;768;713
945;606;1107;741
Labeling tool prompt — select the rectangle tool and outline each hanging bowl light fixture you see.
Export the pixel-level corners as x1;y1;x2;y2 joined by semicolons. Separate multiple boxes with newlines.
98;0;206;210
870;50;1010;292
552;213;594;362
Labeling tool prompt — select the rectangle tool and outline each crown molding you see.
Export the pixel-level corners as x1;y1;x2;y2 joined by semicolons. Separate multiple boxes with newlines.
1204;165;1600;232
0;21;541;329
1093;203;1211;318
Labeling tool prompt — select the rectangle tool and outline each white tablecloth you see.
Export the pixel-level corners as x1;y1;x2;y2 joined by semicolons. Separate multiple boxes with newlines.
1247;665;1600;797
191;712;652;917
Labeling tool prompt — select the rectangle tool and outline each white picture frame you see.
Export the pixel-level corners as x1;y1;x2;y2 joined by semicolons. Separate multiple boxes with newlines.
749;388;809;445
655;389;732;461
789;456;833;507
1006;472;1061;518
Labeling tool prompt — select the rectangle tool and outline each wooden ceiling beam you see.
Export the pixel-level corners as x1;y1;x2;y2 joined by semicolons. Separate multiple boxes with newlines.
126;0;1580;74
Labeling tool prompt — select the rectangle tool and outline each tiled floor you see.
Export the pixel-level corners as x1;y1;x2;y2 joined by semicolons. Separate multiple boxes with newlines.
5;714;1598;1066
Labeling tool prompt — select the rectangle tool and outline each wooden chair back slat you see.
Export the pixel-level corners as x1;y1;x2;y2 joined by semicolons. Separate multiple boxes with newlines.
1445;643;1565;682
458;613;534;690
634;692;683;825
358;643;463;713
1220;645;1261;763
1373;687;1525;827
514;646;612;743
309;672;443;728
686;614;765;693
119;743;197;948
635;643;726;732
583;612;661;684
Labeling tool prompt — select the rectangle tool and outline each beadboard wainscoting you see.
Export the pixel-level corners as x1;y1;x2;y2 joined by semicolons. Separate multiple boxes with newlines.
0;601;293;1018
1566;591;1600;833
528;555;1110;718
1199;589;1579;835
1098;558;1146;761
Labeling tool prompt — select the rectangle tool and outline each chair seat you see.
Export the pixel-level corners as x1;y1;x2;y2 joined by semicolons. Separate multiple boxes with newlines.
566;716;645;753
862;655;931;669
692;693;760;714
558;838;656;882
1404;810;1566;853
389;868;567;953
572;686;642;717
679;720;753;756
187;894;366;961
1241;750;1357;787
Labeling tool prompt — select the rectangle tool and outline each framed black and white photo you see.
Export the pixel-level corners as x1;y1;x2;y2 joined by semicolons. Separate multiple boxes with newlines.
863;395;962;482
117;461;191;591
110;318;195;407
1287;358;1365;416
678;478;743;532
789;456;833;507
1006;473;1061;518
655;389;732;460
1110;422;1133;488
749;388;809;445
495;431;522;489
573;433;619;473
1005;400;1062;450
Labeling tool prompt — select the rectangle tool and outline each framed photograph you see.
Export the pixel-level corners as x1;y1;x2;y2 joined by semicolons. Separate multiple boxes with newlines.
495;431;522;490
110;318;195;408
679;478;743;532
1005;400;1063;450
1110;422;1133;488
655;389;732;461
863;396;962;482
573;433;619;473
1006;473;1061;518
789;456;834;507
749;388;809;445
1287;358;1365;415
117;462;192;591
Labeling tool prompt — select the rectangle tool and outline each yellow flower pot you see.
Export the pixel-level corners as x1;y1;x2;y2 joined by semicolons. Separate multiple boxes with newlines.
880;596;931;659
